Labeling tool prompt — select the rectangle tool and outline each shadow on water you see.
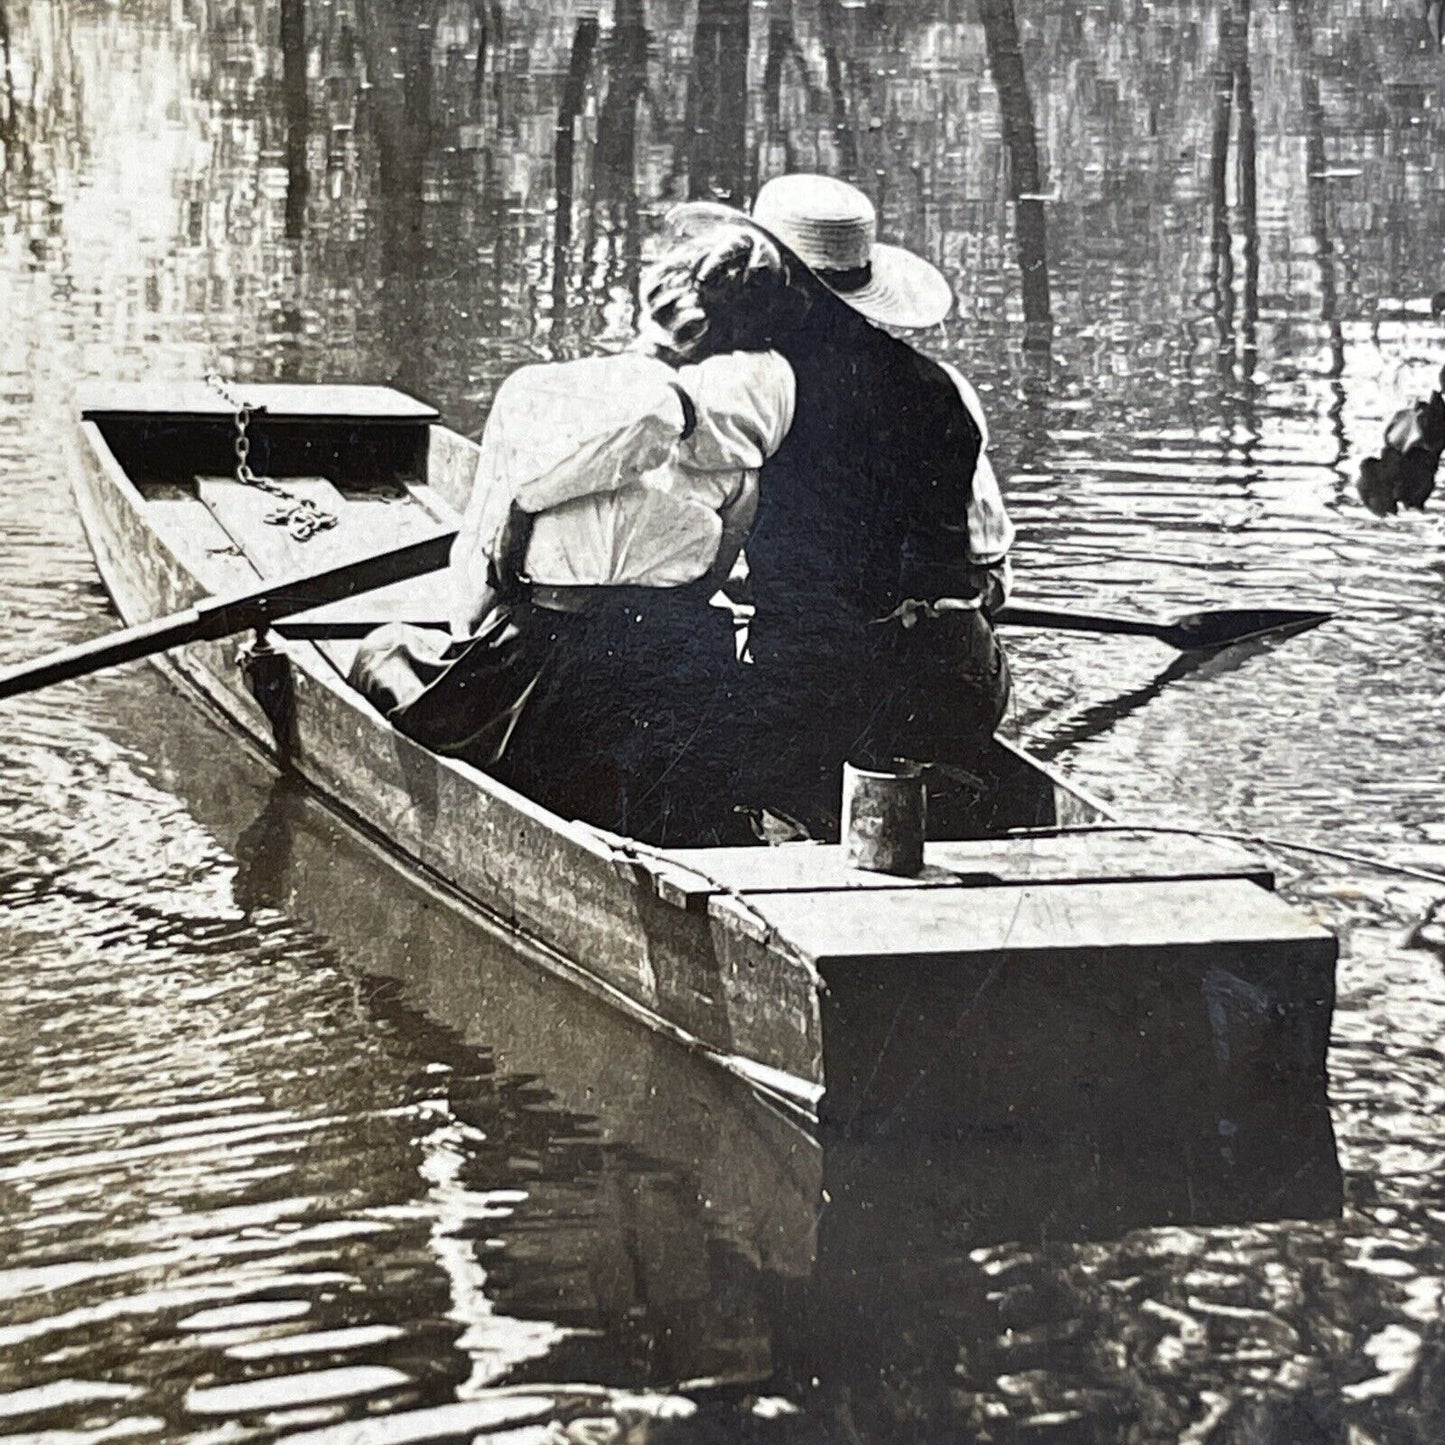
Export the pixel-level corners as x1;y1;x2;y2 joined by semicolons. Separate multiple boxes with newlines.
1029;632;1300;764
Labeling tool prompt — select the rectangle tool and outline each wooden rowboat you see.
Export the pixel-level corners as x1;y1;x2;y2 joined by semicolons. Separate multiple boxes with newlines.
70;382;1340;1161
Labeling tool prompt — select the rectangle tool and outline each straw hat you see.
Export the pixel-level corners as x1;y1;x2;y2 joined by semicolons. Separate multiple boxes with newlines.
666;174;954;331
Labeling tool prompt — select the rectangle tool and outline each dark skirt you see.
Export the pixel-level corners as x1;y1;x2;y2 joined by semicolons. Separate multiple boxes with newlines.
352;596;1008;847
350;588;748;847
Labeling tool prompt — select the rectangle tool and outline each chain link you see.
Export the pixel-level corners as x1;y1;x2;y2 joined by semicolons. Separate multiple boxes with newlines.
204;373;338;543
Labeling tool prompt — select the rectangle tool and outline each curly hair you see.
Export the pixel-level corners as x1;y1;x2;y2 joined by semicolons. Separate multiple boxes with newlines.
638;223;812;363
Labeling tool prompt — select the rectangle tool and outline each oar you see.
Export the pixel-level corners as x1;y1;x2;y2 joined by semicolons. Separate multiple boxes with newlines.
0;529;457;702
0;528;1328;700
993;602;1330;653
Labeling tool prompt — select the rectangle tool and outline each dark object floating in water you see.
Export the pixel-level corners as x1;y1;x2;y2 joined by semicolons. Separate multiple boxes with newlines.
1358;367;1445;516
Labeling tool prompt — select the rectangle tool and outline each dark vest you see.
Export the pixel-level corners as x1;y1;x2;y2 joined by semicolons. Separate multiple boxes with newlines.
745;293;983;678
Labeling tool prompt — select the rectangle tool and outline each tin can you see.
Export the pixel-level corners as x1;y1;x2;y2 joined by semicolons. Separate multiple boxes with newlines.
841;761;927;876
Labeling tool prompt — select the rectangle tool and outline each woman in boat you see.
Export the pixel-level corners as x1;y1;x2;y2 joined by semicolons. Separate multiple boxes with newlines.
350;261;797;846
643;176;1015;833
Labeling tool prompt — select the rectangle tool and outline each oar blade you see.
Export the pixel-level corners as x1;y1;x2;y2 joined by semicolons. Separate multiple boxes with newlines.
1157;607;1332;653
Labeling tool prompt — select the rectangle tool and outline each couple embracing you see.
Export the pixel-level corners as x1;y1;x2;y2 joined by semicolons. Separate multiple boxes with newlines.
353;175;1014;846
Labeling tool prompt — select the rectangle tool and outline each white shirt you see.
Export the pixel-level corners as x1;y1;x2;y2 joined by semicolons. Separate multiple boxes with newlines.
940;362;1016;574
449;351;796;636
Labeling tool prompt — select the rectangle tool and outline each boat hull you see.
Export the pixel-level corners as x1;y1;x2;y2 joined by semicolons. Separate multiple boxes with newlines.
67;388;1339;1213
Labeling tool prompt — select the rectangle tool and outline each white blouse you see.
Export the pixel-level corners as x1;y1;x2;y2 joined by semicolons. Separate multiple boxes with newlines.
449;350;796;636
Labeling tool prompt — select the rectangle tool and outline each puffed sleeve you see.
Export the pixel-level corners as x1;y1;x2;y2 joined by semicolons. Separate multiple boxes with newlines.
447;354;688;634
673;351;797;471
495;354;690;512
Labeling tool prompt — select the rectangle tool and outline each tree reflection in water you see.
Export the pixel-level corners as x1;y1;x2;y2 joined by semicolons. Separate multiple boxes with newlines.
979;0;1052;355
550;17;598;345
279;0;307;240
0;0;16;150
594;0;648;299
687;0;749;204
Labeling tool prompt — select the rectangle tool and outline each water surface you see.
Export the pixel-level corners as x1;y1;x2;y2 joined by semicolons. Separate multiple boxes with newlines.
4;0;1445;1439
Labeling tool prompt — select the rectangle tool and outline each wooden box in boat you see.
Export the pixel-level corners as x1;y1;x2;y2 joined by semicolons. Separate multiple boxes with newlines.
70;383;1339;1162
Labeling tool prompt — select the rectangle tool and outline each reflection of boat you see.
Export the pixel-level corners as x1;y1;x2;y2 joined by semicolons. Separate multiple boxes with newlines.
72;383;1339;1162
135;755;1342;1399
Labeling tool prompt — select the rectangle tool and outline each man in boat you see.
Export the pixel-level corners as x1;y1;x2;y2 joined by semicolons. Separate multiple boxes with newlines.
350;280;798;846
642;175;1014;832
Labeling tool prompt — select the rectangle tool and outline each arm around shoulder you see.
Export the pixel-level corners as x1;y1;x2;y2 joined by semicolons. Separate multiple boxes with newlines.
675;350;797;470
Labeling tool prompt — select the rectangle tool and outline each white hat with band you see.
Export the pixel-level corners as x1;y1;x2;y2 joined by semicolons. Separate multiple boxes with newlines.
665;174;954;331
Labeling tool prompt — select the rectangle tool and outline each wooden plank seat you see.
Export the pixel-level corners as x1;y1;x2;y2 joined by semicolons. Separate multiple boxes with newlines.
718;876;1329;970
652;829;1274;911
795;875;1337;1154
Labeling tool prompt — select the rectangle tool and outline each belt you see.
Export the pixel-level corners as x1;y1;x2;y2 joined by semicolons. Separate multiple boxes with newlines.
526;578;718;616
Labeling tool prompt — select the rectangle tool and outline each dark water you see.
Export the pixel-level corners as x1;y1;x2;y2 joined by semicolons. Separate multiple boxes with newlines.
4;0;1445;1439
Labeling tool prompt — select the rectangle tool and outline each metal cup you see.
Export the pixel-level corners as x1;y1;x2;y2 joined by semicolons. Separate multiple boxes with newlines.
841;761;926;876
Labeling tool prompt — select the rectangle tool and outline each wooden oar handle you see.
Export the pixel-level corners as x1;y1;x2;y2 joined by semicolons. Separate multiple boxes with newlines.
0;528;458;704
0;609;203;700
993;604;1165;640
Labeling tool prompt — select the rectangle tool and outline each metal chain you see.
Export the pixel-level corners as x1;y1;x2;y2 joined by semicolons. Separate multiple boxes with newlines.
204;373;337;542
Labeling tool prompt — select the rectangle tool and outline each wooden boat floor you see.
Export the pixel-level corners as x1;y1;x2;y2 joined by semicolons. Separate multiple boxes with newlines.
193;474;453;674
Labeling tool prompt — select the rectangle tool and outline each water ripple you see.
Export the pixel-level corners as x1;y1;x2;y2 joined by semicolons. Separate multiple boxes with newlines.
5;0;1445;1441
